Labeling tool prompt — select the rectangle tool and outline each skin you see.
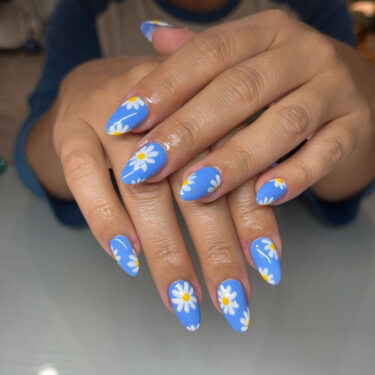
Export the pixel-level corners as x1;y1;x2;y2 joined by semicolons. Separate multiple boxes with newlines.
124;10;375;203
26;56;281;318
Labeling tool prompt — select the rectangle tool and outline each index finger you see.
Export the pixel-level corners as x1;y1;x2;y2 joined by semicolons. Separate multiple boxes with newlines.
105;11;288;136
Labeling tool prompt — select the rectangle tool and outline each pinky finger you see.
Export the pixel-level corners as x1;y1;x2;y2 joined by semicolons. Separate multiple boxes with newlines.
255;113;362;205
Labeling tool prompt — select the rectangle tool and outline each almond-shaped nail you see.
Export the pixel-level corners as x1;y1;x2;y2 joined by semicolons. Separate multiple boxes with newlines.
140;20;174;42
110;235;139;276
256;178;287;206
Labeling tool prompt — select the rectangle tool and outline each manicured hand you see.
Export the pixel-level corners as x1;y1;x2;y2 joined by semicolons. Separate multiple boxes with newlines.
27;56;283;332
109;12;375;205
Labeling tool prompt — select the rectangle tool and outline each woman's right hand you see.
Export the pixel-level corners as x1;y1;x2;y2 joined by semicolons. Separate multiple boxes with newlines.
26;56;282;332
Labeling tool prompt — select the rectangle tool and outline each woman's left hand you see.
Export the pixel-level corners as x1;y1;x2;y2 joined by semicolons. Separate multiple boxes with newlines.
109;10;375;204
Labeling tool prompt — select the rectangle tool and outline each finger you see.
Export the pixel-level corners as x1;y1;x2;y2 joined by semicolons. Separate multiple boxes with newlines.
255;112;367;205
107;11;289;135
170;156;251;333
121;40;317;184
151;27;197;54
104;133;202;331
56;119;141;275
178;75;344;203
228;176;282;286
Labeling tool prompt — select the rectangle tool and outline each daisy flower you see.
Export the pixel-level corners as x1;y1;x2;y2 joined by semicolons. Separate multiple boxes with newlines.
258;196;274;206
180;174;197;196
171;281;198;313
258;267;275;285
122;96;145;111
186;324;200;332
111;246;121;262
207;174;221;193
108;120;131;135
131;177;146;184
218;284;239;316
273;178;286;190
127;254;140;274
240;308;250;332
129;144;159;172
261;238;278;260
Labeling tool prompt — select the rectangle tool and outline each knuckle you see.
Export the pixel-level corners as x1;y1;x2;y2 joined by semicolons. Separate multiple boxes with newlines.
294;158;314;187
170;116;203;146
61;147;99;181
276;104;311;139
127;62;158;81
308;32;337;62
201;238;234;266
218;65;264;105
191;29;234;66
148;238;184;265
266;9;290;22
227;141;255;175
323;136;347;166
89;201;118;230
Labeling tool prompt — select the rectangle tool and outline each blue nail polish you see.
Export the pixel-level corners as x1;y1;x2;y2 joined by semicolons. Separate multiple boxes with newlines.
106;96;149;135
140;20;174;42
251;237;281;285
256;178;287;206
169;280;200;331
217;279;250;333
121;142;167;184
180;167;221;201
110;235;139;276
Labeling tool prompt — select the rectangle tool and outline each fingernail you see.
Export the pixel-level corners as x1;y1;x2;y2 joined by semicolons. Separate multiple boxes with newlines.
121;142;167;184
217;279;250;333
140;20;174;42
180;167;221;201
251;237;281;285
110;235;139;276
169;280;200;331
106;96;149;135
256;178;287;206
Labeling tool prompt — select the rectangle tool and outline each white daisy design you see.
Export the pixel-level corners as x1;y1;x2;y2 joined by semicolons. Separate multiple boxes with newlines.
186;324;200;332
171;281;198;313
207;174;221;193
111;246;121;262
122;96;145;111
180;174;197;196
261;238;278;260
240;308;250;332
273;178;286;190
108;120;131;135
127;254;139;274
258;196;274;206
218;284;239;316
129;144;159;172
130;177;146;184
259;267;275;285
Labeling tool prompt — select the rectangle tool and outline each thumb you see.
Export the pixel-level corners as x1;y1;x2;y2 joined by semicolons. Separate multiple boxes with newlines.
152;27;197;54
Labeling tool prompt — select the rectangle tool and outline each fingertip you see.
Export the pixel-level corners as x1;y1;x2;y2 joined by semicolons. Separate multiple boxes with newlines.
152;28;196;54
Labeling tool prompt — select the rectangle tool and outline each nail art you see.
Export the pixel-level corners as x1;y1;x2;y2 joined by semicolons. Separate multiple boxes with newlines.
217;279;250;333
121;142;167;184
110;235;139;276
140;20;174;42
256;178;287;206
251;237;281;285
169;280;200;331
106;96;149;135
180;167;222;201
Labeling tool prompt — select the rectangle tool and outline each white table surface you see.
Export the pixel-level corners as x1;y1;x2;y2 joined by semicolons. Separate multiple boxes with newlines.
1;166;374;375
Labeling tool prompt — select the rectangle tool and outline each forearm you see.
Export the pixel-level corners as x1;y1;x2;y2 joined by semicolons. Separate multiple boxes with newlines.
25;101;73;200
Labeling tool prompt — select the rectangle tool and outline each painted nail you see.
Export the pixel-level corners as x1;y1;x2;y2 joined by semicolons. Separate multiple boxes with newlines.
110;235;139;276
106;96;149;135
217;279;250;333
169;280;200;331
140;20;174;42
180;167;221;201
251;237;281;285
121;142;167;184
256;178;287;206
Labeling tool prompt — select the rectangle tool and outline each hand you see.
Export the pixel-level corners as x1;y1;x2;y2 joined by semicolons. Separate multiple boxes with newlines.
26;57;282;332
110;10;375;204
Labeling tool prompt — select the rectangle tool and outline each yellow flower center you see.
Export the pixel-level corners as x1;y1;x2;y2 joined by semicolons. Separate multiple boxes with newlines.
182;179;189;186
222;297;230;306
152;20;161;24
247;318;250;327
136;259;140;267
275;178;284;184
137;153;146;160
270;243;276;251
182;293;190;302
112;132;122;136
262;274;269;282
128;96;138;102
